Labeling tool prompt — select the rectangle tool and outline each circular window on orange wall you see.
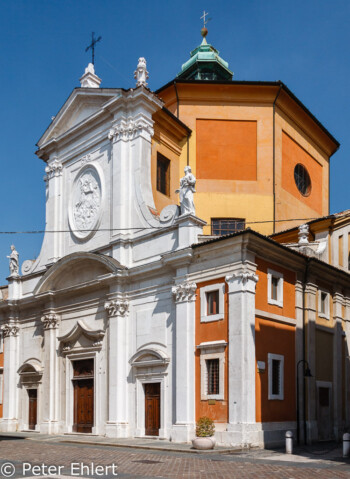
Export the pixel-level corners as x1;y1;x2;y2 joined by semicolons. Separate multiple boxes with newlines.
294;164;311;196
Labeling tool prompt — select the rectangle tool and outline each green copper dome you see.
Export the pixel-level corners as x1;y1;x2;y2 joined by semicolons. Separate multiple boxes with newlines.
177;32;233;81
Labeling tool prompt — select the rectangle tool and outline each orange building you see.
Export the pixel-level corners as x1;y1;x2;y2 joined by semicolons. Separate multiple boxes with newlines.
151;30;339;236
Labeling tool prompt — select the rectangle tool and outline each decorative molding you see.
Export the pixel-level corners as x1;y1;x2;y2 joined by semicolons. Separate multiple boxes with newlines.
2;323;19;337
108;119;154;142
104;299;129;317
44;159;62;181
41;313;60;330
81;153;92;166
172;281;197;303
225;271;259;293
57;319;105;352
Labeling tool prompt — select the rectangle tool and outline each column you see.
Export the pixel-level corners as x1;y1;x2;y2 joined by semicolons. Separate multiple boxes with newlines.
344;297;350;426
0;322;19;432
44;158;63;262
333;292;344;439
305;281;317;443
225;269;259;446
40;312;60;434
104;298;129;437
170;281;197;443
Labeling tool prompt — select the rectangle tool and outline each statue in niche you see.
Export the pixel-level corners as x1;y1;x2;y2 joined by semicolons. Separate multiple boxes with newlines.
74;173;100;231
7;245;19;277
176;166;196;216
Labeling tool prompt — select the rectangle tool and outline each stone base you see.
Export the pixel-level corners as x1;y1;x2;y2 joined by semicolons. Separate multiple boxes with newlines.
170;424;195;443
40;421;59;435
105;422;129;438
0;419;18;432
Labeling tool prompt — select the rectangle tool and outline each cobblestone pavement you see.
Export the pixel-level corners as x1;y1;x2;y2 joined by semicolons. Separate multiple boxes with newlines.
1;437;350;479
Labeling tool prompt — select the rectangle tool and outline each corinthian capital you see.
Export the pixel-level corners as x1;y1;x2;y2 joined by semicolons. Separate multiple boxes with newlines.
225;271;259;293
44;159;62;181
104;300;129;317
2;323;19;337
172;281;197;303
41;313;60;330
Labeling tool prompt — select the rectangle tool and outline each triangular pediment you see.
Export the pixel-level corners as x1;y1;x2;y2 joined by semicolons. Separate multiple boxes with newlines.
37;89;120;147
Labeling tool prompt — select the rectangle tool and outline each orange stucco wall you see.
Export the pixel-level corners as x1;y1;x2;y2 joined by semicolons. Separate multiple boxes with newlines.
255;316;296;422
255;257;296;422
255;258;296;319
195;279;228;422
196;119;257;181
281;132;323;215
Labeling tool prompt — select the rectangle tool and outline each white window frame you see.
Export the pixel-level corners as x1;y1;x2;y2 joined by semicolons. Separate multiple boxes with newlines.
318;289;330;320
197;341;227;400
268;353;284;400
200;283;225;322
267;269;284;307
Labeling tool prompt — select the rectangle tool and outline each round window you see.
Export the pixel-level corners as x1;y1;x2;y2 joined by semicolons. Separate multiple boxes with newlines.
294;164;311;196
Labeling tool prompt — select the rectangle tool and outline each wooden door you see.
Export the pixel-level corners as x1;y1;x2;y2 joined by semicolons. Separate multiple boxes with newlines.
145;383;160;436
28;389;37;430
73;379;94;433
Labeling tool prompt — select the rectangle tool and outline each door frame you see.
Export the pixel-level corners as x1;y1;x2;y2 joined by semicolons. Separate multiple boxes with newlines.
65;351;100;434
135;374;167;438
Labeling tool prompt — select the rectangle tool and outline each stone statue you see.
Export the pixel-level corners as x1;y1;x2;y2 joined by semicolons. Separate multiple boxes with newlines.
134;57;149;87
176;166;196;216
7;245;19;277
298;224;309;245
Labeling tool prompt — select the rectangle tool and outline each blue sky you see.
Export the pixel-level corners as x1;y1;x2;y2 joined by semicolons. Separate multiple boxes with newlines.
0;0;349;281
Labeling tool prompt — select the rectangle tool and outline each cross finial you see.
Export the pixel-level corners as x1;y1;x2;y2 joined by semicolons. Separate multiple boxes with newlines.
85;32;102;66
200;10;209;27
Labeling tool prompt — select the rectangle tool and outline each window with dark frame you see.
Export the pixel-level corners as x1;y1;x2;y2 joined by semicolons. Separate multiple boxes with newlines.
271;359;281;396
206;358;219;395
211;218;245;236
157;153;170;196
271;276;279;301
320;292;327;315
294;163;311;196
206;290;219;316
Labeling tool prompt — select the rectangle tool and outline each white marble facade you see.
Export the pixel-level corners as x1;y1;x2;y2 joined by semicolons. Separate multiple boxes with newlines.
0;64;267;446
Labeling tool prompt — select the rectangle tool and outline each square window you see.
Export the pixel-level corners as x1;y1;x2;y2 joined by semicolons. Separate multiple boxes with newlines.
206;290;219;316
267;269;283;307
200;283;225;322
206;358;219;395
268;353;284;400
157;153;170;196
318;289;330;319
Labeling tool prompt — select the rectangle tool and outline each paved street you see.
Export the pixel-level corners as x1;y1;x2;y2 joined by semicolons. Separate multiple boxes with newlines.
1;436;350;479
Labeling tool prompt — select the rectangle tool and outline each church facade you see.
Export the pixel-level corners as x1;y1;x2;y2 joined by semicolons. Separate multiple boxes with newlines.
0;34;349;447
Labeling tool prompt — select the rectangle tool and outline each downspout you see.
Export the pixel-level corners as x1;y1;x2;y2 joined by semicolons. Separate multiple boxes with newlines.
273;84;283;234
174;81;179;119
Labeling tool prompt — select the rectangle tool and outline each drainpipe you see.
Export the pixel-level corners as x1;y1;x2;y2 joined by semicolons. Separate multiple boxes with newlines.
273;84;283;234
174;81;179;119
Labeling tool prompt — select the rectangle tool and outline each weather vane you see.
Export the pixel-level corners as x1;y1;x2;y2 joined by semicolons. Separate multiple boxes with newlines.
85;32;102;66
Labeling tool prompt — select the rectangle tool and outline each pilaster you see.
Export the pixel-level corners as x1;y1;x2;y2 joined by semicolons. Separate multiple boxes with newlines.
170;281;196;442
333;291;344;439
0;318;19;432
344;297;350;426
40;312;60;434
305;281;317;443
104;298;129;437
225;268;259;446
44;158;63;262
295;278;305;442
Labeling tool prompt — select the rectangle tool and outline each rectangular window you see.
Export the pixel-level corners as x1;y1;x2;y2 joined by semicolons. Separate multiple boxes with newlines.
318;289;330;319
206;290;219;316
206;359;219;395
157;153;170;196
268;353;284;400
211;218;245;236
320;292;327;315
267;269;283;307
339;235;344;267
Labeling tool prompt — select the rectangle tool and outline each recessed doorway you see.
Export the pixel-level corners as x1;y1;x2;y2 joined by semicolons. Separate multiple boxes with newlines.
72;359;94;433
28;389;37;430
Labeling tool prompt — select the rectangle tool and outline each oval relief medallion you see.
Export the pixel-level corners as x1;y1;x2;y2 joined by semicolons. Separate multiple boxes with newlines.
69;166;102;240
